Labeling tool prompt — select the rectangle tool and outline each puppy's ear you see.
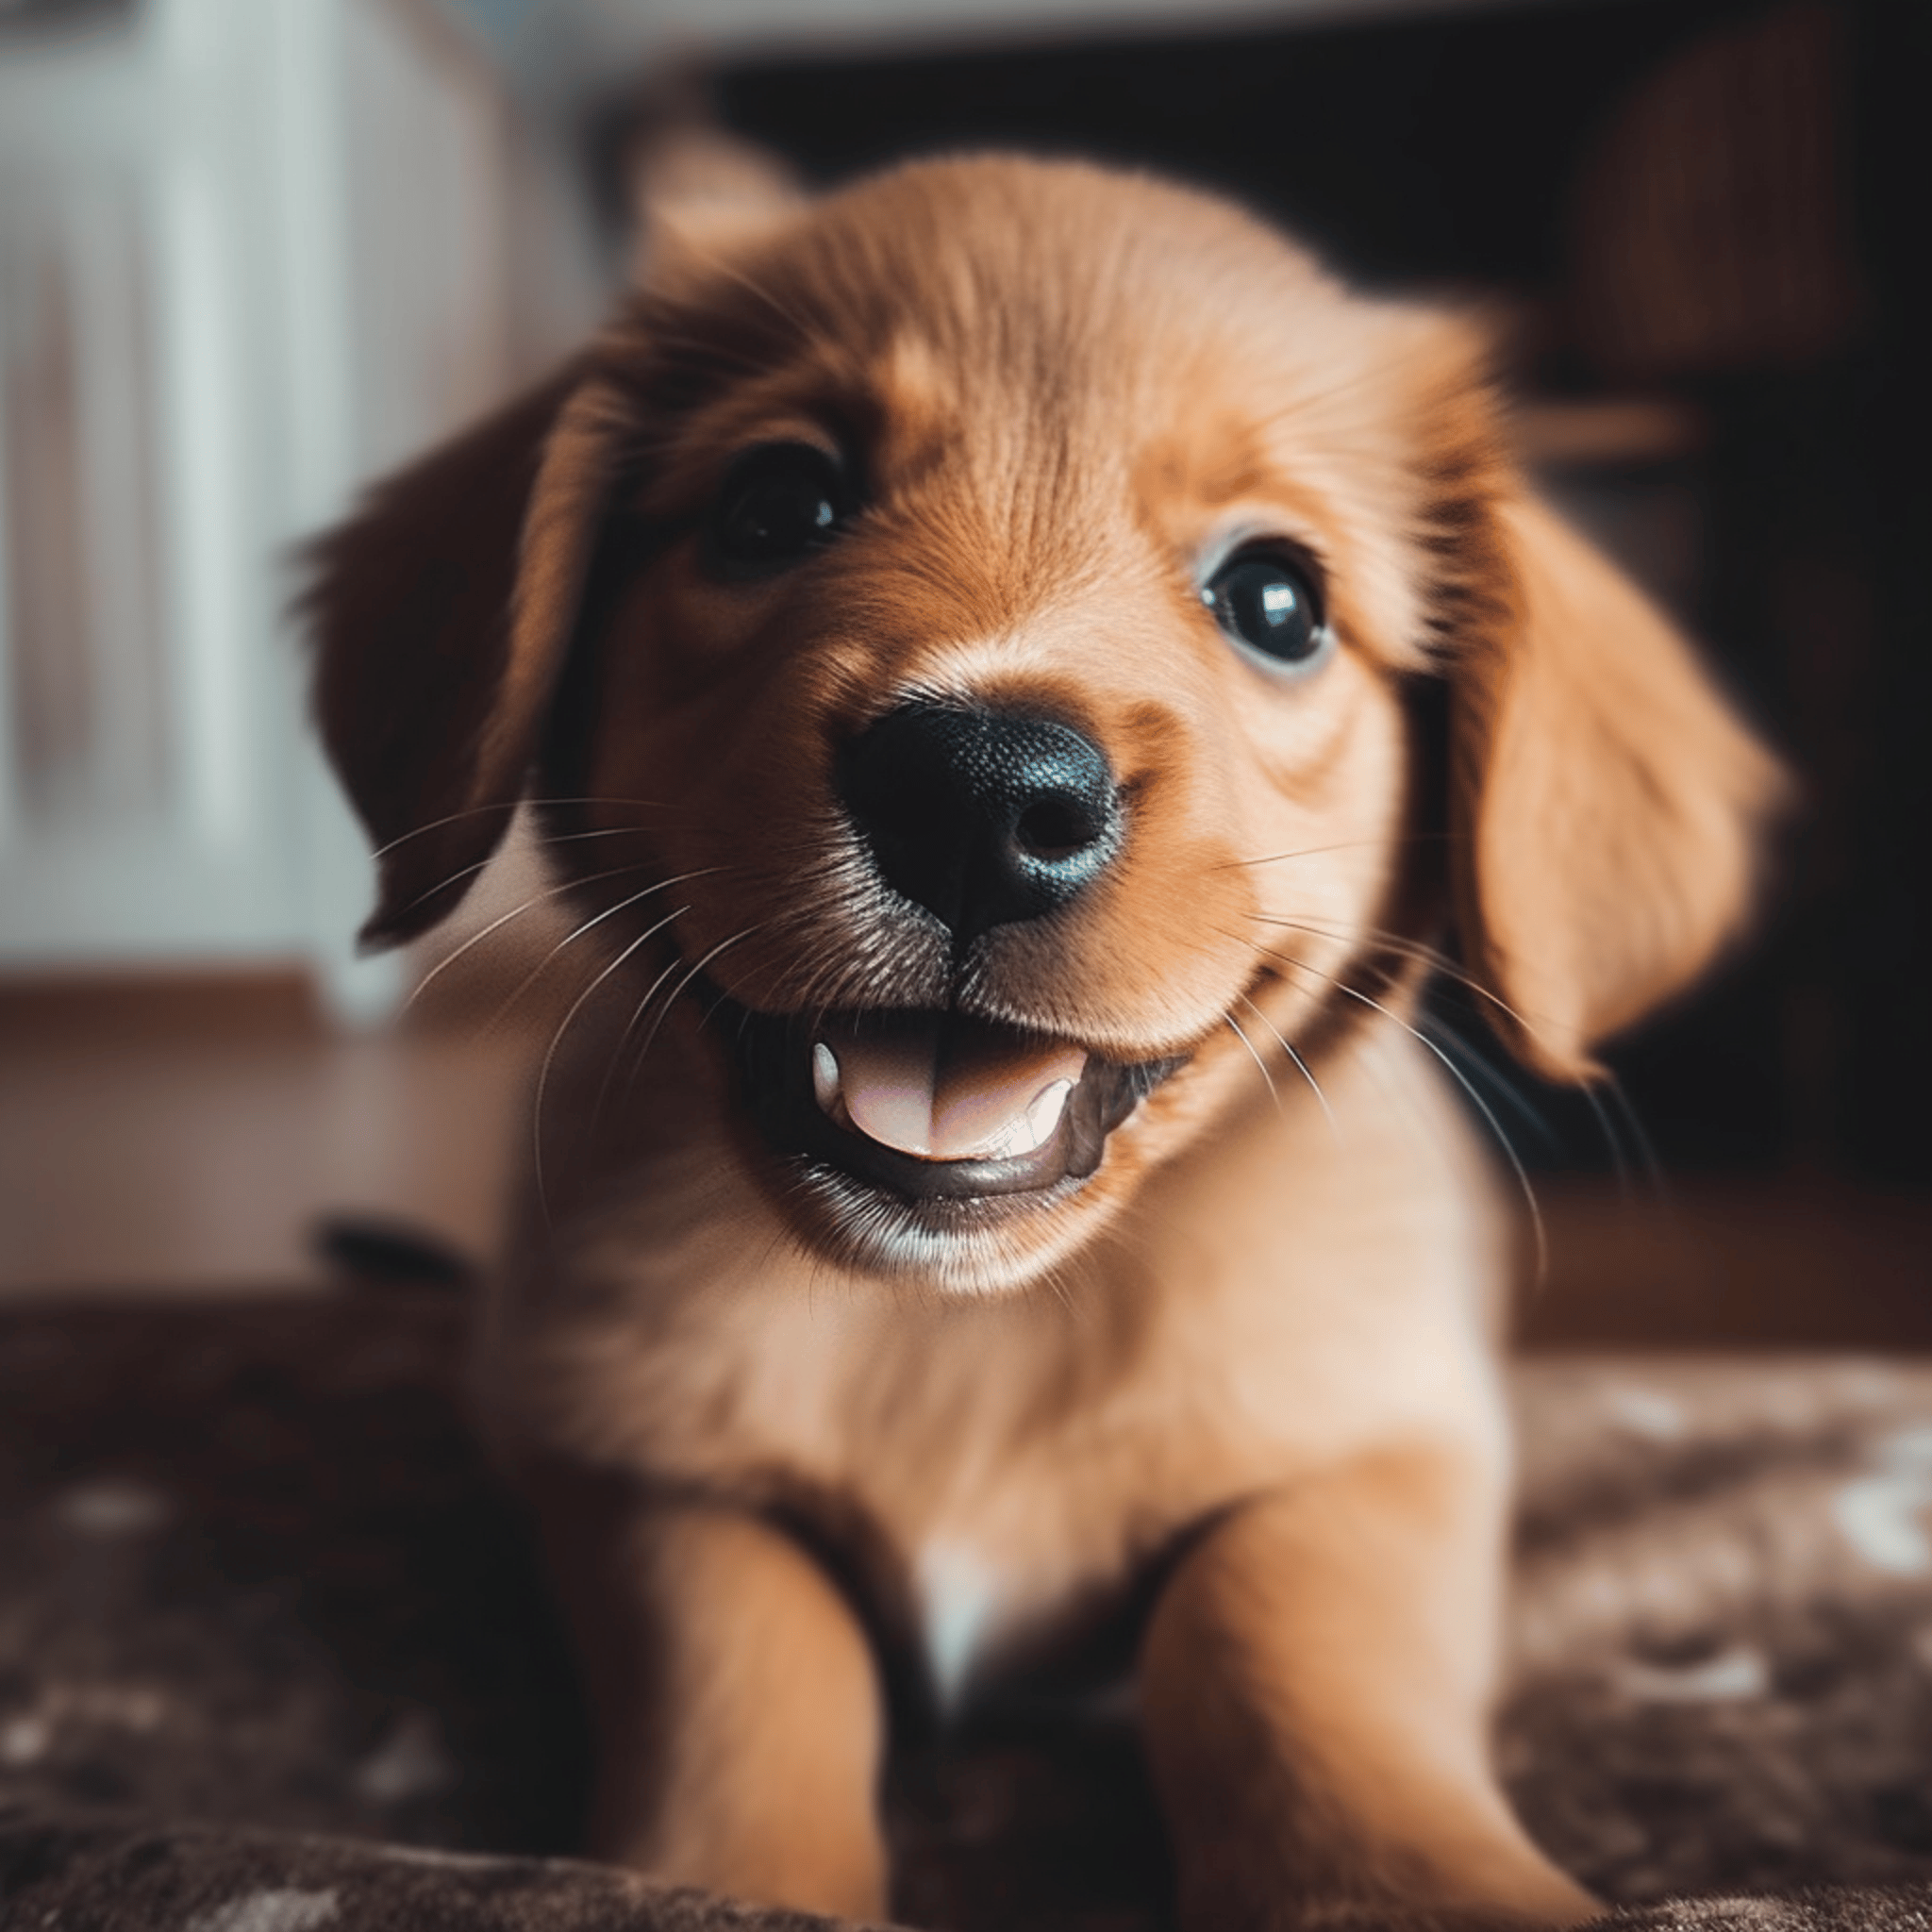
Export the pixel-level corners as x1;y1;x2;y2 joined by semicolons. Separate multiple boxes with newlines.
1451;496;1785;1082
630;124;805;286
305;365;630;950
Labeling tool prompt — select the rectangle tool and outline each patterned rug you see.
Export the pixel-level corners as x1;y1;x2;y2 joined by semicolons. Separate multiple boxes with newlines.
0;1294;1928;1930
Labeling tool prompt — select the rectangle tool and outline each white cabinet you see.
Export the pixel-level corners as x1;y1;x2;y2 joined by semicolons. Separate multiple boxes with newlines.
0;0;566;1014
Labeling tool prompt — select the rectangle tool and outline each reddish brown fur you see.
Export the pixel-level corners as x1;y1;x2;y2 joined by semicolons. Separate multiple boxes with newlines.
307;154;1781;1929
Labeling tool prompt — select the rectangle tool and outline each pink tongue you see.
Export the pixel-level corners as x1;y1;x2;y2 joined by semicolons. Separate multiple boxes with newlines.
830;1024;1088;1160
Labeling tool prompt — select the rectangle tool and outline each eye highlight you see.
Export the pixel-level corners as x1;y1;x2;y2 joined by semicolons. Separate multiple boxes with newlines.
1202;547;1331;674
706;442;855;580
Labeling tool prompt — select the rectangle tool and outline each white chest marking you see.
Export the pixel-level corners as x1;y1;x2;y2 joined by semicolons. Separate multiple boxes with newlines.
917;1539;1008;1708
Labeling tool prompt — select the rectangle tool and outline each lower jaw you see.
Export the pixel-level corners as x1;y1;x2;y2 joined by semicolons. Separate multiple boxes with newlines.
773;1158;1102;1292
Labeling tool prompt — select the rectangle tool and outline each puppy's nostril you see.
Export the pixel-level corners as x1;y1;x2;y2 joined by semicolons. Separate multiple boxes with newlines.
1015;795;1102;859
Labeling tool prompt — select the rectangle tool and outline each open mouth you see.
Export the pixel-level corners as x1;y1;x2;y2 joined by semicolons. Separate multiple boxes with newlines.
720;993;1185;1204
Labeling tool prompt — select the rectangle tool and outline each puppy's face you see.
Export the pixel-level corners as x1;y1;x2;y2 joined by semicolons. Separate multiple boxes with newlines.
311;158;1779;1295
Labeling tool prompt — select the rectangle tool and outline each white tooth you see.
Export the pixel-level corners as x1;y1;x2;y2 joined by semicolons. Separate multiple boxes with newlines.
1021;1077;1074;1153
979;1077;1076;1159
811;1041;841;1115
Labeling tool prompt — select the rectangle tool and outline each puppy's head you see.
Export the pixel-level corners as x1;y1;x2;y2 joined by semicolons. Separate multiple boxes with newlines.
308;155;1780;1293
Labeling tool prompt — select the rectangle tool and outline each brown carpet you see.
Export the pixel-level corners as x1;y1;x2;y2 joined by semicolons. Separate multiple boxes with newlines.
1;1294;1928;1931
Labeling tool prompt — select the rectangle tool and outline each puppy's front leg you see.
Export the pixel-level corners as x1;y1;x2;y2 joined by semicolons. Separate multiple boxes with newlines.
1141;1448;1595;1932
529;1463;889;1920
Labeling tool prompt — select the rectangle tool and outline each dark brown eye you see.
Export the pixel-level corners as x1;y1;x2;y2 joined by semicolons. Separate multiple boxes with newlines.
1203;549;1331;674
707;443;853;578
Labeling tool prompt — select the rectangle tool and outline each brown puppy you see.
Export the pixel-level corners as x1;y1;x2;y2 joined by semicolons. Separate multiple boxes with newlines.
308;154;1779;1930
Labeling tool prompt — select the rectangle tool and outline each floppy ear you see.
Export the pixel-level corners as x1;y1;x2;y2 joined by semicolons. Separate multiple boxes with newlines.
630;123;805;278
304;364;630;950
308;133;807;954
1451;495;1785;1082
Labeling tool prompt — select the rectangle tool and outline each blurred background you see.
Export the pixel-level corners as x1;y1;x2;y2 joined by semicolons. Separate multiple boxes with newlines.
0;0;1925;1340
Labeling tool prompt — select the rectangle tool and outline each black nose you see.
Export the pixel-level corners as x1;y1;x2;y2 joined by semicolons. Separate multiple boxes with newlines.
837;703;1122;941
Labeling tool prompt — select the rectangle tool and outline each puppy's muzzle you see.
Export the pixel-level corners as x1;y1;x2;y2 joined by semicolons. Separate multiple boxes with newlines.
837;703;1123;942
713;700;1174;1234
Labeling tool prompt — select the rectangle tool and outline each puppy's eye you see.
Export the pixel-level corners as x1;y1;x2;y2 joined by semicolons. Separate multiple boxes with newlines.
708;443;852;578
1202;550;1330;673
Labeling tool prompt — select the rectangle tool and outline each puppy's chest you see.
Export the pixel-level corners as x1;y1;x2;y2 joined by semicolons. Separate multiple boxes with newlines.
640;1301;1299;1703
541;1112;1504;1696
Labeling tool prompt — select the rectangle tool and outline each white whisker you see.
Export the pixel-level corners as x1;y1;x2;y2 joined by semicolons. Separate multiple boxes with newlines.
1419;1015;1557;1151
1218;835;1439;873
1583;1073;1671;1206
1236;991;1339;1144
480;868;728;1036
532;903;691;1226
1255;913;1531;1035
1223;1013;1282;1115
621;924;766;1100
403;862;646;1014
388;824;682;932
595;945;702;1130
371;794;693;860
1267;952;1548;1289
1267;910;1660;1194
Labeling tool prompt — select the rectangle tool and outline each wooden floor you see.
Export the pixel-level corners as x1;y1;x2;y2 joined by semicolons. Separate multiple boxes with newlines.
1513;1173;1932;1352
2;971;1927;1349
0;973;527;1295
